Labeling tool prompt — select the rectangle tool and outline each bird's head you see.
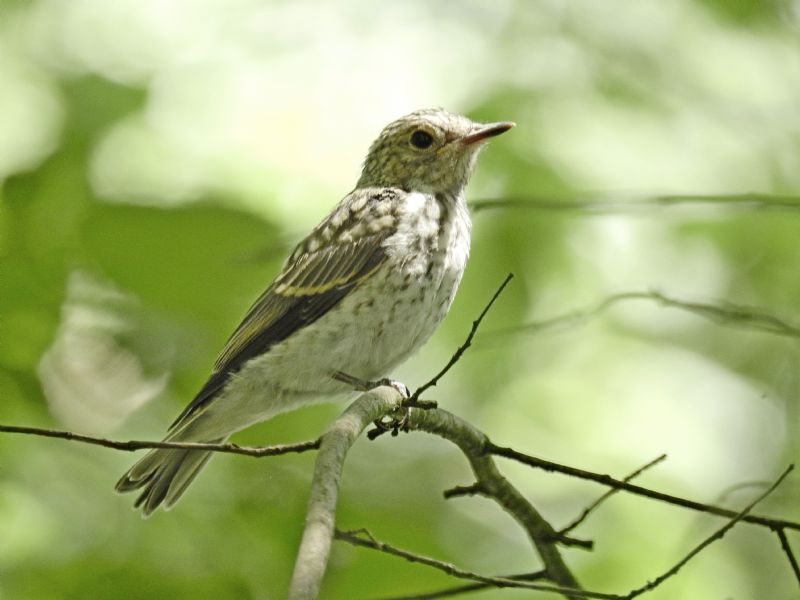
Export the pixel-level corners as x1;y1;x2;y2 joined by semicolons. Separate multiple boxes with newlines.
357;108;514;196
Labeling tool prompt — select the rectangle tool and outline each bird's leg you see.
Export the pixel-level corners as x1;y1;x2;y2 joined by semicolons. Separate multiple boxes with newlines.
331;370;410;398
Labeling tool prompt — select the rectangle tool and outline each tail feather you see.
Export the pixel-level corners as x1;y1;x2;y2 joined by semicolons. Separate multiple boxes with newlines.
163;448;217;508
116;436;225;516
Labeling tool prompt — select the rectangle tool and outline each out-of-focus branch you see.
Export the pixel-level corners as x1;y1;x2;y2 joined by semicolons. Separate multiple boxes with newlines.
469;193;800;214
287;386;405;600
488;443;800;533
0;424;320;457
492;290;800;341
621;465;793;599
407;407;583;599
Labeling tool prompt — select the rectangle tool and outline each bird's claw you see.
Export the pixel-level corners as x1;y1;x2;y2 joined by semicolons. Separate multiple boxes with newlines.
369;404;411;439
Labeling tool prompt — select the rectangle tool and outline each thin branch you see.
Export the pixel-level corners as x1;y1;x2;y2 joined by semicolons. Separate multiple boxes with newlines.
469;193;800;215
443;483;592;550
288;386;405;600
379;570;546;600
777;528;800;585
443;483;484;498
408;408;583;599
3;425;797;538
336;468;797;600
0;424;320;457
622;465;794;599
560;454;667;535
411;273;513;402
335;529;616;599
489;443;800;533
493;290;800;341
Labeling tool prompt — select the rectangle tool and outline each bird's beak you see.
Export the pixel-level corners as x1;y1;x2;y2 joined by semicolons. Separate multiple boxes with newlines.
461;121;515;146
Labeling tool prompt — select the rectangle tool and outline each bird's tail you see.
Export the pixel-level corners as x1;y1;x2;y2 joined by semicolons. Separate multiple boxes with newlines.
115;429;225;517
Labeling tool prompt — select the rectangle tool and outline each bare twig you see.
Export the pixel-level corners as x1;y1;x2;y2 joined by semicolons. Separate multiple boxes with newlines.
622;465;794;599
335;465;797;600
335;529;614;599
2;422;797;538
776;528;800;585
469;193;800;215
493;290;800;341
443;482;592;550
288;386;405;600
0;424;320;457
560;454;667;535
489;443;800;533
637;291;800;338
408;408;583;599
442;483;484;498
411;273;513;402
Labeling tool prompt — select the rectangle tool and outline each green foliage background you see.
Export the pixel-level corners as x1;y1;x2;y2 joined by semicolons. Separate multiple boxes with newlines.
1;1;799;598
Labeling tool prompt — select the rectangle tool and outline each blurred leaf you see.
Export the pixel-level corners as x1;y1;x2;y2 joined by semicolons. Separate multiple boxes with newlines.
698;0;789;25
82;203;281;325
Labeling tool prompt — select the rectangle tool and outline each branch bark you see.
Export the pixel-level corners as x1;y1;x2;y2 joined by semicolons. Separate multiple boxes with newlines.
407;407;582;599
488;443;800;533
336;529;611;599
287;386;404;600
0;424;320;456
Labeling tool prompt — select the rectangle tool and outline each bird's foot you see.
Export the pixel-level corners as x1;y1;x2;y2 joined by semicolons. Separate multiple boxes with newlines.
332;371;437;440
368;406;410;440
373;400;413;434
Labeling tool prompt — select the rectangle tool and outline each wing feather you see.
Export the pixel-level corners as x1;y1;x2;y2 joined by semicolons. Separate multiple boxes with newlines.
169;191;397;429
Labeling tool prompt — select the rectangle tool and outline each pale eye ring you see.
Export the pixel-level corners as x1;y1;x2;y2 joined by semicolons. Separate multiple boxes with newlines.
409;130;434;149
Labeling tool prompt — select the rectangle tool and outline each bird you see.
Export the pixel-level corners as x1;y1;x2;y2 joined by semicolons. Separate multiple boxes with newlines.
116;107;514;515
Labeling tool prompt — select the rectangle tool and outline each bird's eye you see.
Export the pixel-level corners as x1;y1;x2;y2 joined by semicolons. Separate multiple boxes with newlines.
409;130;434;149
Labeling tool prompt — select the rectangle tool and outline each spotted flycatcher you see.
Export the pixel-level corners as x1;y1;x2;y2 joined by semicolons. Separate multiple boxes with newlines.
116;108;514;514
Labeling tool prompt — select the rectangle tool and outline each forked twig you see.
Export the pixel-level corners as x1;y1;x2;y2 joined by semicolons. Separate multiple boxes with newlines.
488;443;800;533
335;529;614;599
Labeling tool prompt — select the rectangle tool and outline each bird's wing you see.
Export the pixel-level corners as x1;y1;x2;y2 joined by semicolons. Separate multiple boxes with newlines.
170;189;398;429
